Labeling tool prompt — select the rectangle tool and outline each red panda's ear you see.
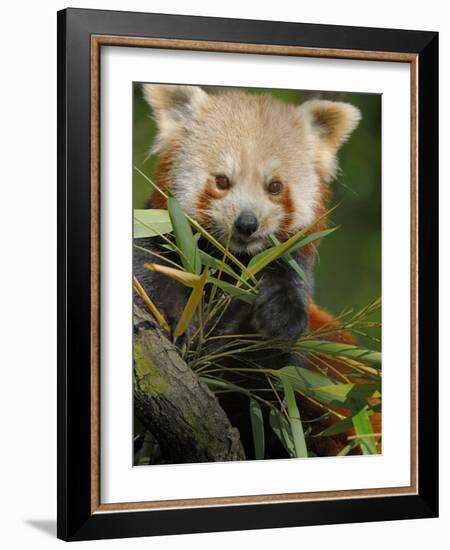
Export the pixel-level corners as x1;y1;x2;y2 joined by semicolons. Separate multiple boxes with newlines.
142;84;208;151
299;100;361;152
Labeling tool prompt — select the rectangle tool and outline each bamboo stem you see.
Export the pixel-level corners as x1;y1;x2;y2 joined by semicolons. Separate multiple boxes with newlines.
133;276;171;334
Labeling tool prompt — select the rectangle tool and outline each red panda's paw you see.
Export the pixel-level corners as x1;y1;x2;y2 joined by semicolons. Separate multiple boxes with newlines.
252;263;309;341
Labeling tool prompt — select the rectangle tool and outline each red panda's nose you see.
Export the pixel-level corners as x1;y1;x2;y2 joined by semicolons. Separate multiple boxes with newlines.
234;210;259;237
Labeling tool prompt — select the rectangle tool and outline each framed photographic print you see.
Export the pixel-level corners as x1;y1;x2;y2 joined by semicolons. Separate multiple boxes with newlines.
57;8;439;541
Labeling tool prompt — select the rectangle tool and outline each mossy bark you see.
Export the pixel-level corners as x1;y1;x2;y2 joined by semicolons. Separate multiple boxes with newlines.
133;305;246;463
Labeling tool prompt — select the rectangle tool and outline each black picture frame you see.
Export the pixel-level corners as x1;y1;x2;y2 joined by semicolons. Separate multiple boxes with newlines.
57;7;438;541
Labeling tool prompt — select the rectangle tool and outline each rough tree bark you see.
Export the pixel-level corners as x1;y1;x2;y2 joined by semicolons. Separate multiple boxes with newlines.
133;305;246;463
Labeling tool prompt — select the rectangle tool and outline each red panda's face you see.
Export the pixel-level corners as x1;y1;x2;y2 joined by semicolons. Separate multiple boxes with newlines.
143;85;360;255
172;122;318;255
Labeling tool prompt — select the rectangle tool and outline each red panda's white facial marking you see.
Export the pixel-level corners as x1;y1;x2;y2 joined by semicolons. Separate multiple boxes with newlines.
143;85;361;256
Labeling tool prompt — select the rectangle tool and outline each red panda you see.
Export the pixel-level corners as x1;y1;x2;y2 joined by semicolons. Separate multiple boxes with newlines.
135;84;380;457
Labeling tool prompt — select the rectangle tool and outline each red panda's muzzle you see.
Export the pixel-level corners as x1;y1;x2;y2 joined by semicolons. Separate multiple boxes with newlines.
234;210;259;237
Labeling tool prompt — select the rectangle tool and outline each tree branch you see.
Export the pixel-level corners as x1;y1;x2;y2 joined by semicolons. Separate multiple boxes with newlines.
133;305;246;463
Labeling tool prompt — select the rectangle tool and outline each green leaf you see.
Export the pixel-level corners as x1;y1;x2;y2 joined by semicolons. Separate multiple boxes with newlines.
284;227;338;256
246;226;338;278
269;409;295;458
352;407;377;455
167;194;201;274
280;377;308;458
188;217;257;282
202;377;255;397
199;251;249;285
284;256;310;283
316;416;354;437
174;267;209;338
279;366;334;391
207;277;256;304
294;340;382;366
316;407;376;437
277;366;378;408
133;209;173;238
145;262;201;288
246;247;275;272
337;441;358;456
276;366;339;405
313;383;379;403
249;399;265;460
268;235;311;286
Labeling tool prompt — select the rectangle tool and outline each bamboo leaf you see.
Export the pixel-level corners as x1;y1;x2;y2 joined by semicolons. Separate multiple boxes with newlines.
188;219;257;282
284;227;338;256
313;383;379;403
144;262;201;288
268;235;311;286
279;366;334;390
269;409;295;458
199;251;249;285
207;277;256;304
133;209;173;238
167;194;201;274
284;257;310;284
277;366;378;407
337;441;358;456
352;407;377;455
294;340;382;366
276;366;334;398
133;276;170;333
276;366;346;407
174;267;209;338
246;217;338;279
202;377;256;397
316;416;354;437
280;377;308;458
316;407;377;437
249;399;265;460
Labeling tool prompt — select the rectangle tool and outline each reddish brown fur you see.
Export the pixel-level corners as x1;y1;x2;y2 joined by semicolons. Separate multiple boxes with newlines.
194;188;214;226
194;178;228;227
149;150;174;209
274;167;331;256
274;186;295;238
308;301;355;345
301;169;332;256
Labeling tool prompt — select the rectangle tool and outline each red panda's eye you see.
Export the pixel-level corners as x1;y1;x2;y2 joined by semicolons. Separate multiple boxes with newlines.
268;180;283;195
215;175;231;190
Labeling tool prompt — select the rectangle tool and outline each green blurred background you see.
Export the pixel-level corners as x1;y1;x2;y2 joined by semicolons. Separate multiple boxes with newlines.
133;84;381;349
